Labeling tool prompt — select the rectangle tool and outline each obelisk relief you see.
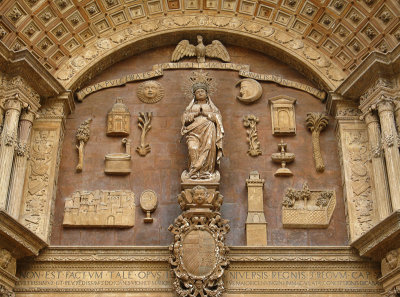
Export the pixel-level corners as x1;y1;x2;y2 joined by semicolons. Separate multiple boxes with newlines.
169;71;230;297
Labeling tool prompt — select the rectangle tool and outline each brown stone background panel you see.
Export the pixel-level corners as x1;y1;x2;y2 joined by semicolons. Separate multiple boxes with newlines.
51;45;347;246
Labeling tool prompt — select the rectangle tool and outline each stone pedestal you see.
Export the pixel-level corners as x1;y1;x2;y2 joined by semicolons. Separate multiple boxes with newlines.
245;171;267;246
170;180;229;297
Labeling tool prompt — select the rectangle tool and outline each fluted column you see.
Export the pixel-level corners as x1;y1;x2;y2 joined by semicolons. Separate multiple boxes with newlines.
364;111;392;219
0;94;22;210
394;101;400;139
377;99;400;210
0;104;4;135
7;109;35;219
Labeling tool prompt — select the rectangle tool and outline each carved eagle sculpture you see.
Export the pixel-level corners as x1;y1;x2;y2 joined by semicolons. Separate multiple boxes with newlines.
171;35;230;63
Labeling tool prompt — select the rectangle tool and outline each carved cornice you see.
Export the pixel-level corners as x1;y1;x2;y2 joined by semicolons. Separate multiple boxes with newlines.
351;210;400;261
55;23;344;92
27;246;368;263
0;268;18;290
228;246;364;262
336;43;400;100
0;210;47;259
0;42;65;98
32;246;170;262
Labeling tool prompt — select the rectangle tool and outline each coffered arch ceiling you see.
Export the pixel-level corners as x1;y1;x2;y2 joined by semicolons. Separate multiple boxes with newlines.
0;0;399;92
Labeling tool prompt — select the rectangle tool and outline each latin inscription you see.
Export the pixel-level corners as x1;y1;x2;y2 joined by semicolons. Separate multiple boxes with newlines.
225;269;380;290
76;62;325;102
16;267;380;292
17;270;173;290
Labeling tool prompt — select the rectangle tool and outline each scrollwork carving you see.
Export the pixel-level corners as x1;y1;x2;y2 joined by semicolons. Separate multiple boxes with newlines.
0;284;15;297
169;213;230;297
22;130;55;234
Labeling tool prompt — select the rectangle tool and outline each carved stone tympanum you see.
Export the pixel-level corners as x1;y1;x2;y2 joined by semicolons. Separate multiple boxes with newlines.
106;98;130;136
282;182;336;228
75;118;92;173
306;112;329;172
63;190;135;227
269;95;296;135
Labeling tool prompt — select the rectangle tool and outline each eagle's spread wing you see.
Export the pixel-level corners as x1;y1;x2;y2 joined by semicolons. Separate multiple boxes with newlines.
171;40;196;62
205;40;230;62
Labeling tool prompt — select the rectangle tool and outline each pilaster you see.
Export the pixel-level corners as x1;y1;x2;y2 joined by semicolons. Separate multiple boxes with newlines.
19;92;71;242
333;98;378;241
0;95;22;210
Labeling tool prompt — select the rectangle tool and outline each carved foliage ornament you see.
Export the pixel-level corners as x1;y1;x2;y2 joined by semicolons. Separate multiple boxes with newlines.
169;212;230;297
136;112;152;156
243;115;262;157
306;112;329;172
0;284;15;297
75;118;92;172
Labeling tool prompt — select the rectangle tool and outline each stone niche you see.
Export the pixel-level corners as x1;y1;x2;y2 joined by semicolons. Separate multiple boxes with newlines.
269;95;296;136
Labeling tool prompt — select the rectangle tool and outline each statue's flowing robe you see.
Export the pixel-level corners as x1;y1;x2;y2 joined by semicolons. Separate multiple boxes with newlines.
181;97;224;178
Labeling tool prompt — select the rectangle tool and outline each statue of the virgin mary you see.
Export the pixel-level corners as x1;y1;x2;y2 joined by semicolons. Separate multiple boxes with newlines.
181;76;224;182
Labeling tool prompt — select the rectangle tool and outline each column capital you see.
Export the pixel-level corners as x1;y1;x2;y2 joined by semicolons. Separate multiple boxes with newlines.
377;95;395;113
4;94;24;112
20;108;36;123
363;110;379;125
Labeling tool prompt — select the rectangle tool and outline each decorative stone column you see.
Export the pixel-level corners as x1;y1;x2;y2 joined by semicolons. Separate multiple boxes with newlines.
0;104;4;135
394;101;400;140
7;108;35;219
364;111;392;219
0;94;22;210
377;98;400;211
